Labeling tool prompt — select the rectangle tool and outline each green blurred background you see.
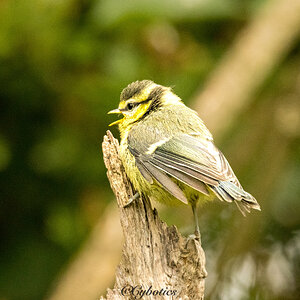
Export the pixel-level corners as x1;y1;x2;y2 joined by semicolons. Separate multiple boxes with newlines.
0;0;299;299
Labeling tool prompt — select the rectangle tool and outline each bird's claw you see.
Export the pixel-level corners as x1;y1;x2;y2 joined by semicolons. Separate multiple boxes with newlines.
123;192;140;207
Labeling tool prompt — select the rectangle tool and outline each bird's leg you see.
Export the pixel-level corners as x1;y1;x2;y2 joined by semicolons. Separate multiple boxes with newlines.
192;202;201;241
183;202;201;253
123;191;140;207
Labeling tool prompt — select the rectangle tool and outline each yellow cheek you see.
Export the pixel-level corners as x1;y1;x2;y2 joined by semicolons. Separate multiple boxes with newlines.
118;100;152;127
135;102;151;119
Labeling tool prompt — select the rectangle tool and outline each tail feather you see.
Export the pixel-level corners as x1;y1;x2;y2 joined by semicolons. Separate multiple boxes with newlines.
210;181;260;216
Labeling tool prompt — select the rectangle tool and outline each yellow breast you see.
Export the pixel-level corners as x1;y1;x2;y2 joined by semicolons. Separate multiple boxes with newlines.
119;138;151;194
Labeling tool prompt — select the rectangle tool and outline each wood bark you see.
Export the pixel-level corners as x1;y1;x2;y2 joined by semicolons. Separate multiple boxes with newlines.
101;131;207;300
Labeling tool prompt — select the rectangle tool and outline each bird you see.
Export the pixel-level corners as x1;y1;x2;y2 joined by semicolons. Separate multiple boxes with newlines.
108;80;260;238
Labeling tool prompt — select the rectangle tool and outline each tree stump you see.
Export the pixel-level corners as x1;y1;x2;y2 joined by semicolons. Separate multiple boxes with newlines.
102;131;207;299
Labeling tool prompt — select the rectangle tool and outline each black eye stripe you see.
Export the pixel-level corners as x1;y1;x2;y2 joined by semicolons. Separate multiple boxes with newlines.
122;99;151;111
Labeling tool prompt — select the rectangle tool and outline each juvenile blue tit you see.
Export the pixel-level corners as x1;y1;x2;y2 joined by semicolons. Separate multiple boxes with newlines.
108;80;260;237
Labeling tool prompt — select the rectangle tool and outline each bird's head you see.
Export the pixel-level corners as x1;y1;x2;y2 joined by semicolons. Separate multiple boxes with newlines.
108;80;183;130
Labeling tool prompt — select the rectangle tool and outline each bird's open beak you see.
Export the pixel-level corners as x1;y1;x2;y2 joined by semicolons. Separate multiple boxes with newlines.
108;109;121;114
108;108;123;126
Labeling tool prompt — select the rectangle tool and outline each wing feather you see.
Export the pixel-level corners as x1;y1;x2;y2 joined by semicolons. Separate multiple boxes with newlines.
128;133;260;212
147;157;210;195
154;149;224;181
141;161;188;204
152;151;221;185
135;159;153;184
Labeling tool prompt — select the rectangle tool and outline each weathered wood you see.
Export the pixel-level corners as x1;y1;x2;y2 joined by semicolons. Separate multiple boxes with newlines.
102;130;207;300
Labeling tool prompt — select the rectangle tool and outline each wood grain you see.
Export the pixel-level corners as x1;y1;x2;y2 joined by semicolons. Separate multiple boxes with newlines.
102;130;207;299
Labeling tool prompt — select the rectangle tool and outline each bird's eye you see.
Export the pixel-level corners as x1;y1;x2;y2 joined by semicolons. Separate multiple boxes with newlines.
127;102;135;110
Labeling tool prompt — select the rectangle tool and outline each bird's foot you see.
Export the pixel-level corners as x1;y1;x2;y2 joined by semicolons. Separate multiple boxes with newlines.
194;228;201;241
181;232;202;257
123;192;140;208
186;229;201;245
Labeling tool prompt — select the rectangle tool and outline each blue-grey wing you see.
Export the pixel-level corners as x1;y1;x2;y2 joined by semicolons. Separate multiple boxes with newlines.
128;133;260;213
